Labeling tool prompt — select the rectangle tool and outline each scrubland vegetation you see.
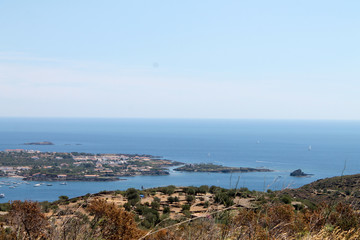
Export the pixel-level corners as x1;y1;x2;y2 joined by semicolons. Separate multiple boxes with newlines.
0;174;360;239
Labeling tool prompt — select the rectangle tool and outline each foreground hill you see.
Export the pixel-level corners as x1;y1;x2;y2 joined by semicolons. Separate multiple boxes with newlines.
283;174;360;208
0;174;360;239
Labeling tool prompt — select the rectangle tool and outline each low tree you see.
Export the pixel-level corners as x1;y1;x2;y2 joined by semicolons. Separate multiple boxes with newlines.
186;195;195;204
8;200;49;239
125;188;140;206
88;198;143;240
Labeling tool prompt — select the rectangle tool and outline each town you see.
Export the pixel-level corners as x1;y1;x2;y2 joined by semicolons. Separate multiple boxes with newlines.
0;149;183;181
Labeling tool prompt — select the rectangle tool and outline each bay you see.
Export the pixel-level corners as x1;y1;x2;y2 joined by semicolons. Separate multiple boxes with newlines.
0;118;359;202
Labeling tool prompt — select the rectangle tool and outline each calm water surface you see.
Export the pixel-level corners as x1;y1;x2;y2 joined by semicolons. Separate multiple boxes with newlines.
0;118;359;202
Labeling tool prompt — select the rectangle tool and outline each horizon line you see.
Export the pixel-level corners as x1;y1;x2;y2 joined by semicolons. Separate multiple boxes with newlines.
0;116;359;121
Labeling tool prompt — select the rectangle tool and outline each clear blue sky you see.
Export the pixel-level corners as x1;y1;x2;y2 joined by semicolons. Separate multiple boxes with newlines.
0;0;359;119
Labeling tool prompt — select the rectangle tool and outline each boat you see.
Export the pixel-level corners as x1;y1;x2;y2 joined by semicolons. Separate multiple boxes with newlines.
308;145;312;151
0;194;5;198
34;184;41;187
60;182;67;185
46;184;53;186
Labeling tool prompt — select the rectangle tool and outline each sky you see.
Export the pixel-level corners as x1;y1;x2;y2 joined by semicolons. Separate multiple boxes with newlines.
0;0;359;119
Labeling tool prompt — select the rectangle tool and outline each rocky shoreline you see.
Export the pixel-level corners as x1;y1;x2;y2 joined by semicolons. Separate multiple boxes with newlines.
22;174;121;182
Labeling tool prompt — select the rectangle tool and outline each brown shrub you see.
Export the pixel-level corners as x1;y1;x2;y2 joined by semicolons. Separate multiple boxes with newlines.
265;204;296;235
145;229;179;240
8;200;49;239
329;203;360;231
88;198;144;240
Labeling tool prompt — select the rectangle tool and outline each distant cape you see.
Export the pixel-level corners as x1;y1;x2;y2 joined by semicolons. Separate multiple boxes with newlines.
24;141;54;145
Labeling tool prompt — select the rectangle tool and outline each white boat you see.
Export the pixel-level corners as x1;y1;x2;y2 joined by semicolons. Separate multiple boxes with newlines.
0;193;5;198
34;184;41;187
60;182;67;185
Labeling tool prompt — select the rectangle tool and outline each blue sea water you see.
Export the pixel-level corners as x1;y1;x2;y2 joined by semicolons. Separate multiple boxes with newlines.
0;118;359;203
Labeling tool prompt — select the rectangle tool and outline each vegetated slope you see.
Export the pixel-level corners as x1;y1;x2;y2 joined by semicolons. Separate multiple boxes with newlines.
1;174;360;239
283;174;360;208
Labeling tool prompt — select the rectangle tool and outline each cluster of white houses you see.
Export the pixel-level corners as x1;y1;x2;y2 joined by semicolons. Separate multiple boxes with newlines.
2;150;161;179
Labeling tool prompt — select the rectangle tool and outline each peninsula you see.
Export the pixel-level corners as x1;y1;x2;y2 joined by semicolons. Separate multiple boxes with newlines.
24;141;54;145
0;151;272;181
174;163;272;173
0;150;183;181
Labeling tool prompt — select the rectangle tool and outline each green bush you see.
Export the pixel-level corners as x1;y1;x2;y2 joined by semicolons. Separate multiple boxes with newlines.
198;185;209;194
58;195;69;201
186;195;195;204
151;201;160;210
215;192;234;207
163;206;170;214
185;187;196;195
209;186;221;194
182;204;190;211
0;203;11;212
159;185;176;195
168;196;174;203
280;195;292;204
126;188;140;206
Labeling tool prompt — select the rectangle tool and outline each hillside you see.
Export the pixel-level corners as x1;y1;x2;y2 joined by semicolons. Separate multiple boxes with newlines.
0;174;360;239
283;174;360;208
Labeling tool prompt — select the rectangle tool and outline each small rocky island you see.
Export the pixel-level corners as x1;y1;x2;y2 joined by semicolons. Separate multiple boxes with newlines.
174;163;272;173
24;141;54;145
290;169;313;177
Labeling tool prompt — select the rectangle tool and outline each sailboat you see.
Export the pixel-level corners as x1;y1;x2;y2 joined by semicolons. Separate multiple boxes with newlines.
308;145;312;151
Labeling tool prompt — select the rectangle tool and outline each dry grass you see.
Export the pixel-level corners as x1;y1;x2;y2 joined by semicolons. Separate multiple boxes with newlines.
0;185;360;239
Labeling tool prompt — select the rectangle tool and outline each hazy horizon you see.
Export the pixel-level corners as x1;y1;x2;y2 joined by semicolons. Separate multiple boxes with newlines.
1;117;360;122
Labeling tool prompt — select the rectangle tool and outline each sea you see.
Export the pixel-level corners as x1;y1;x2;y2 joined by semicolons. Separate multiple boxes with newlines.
0;118;359;203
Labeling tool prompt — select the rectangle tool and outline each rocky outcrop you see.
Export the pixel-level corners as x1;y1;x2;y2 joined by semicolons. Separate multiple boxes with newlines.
290;169;313;177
